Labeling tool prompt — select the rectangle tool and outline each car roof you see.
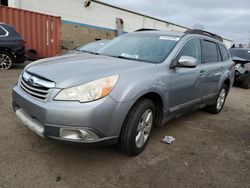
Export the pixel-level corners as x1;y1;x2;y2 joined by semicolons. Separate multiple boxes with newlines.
0;22;10;26
0;22;15;30
133;30;185;37
134;28;224;43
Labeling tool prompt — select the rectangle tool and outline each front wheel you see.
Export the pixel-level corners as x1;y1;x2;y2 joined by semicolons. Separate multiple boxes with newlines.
0;52;13;70
119;99;155;156
206;84;228;114
242;72;250;89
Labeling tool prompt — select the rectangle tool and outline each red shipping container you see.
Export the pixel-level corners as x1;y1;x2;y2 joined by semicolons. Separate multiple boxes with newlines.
0;5;61;59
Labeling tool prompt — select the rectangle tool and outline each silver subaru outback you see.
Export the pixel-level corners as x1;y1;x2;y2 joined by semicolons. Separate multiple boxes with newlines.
12;29;234;155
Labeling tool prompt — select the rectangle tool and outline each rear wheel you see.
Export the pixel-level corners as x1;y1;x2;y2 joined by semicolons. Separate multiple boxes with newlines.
119;99;155;156
206;84;228;114
27;49;38;61
0;52;13;70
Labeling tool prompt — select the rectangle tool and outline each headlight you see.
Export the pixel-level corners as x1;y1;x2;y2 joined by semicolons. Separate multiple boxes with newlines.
54;75;119;102
235;64;241;68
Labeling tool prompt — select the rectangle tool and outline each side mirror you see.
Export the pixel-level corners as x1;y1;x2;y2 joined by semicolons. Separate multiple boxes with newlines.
176;55;198;68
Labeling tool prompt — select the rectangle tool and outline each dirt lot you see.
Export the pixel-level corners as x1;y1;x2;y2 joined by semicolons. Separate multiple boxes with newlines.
0;63;250;188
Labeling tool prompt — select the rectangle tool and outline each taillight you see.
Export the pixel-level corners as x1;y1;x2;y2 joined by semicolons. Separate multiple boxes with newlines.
19;39;25;46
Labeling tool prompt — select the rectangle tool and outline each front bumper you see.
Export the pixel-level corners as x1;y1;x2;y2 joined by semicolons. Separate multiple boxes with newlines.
12;84;132;145
235;70;249;82
15;108;44;138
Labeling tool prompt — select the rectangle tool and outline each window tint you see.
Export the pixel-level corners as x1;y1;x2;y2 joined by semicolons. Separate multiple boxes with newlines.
219;44;229;61
176;38;201;63
202;40;219;63
0;26;7;36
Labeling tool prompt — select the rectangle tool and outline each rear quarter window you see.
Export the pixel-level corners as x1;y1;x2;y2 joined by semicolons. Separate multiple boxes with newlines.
219;44;230;61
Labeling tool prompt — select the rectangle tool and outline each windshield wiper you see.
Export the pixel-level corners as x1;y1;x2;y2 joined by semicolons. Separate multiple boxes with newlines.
79;50;99;55
88;51;99;55
74;48;80;51
110;55;136;61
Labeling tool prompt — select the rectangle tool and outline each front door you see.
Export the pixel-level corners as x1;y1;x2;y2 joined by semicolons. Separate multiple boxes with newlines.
169;38;203;112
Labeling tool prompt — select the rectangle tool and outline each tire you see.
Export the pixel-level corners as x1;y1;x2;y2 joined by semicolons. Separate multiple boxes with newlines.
27;49;38;61
0;51;13;70
233;70;240;86
119;99;156;156
241;72;250;89
206;84;228;114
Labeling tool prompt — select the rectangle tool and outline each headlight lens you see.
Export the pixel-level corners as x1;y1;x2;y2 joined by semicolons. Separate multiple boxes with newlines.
235;63;241;68
54;75;119;102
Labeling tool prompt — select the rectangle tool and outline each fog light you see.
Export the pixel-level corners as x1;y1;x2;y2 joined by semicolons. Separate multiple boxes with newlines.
60;128;99;141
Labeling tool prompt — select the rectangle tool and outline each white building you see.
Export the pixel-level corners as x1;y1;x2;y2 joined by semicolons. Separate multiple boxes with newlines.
6;0;233;49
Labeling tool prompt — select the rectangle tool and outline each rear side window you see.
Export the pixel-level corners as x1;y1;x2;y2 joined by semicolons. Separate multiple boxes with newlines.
176;38;201;63
0;26;7;36
219;44;229;61
202;40;219;63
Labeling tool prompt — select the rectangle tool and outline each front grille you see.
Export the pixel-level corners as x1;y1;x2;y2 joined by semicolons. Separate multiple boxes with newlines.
19;73;53;100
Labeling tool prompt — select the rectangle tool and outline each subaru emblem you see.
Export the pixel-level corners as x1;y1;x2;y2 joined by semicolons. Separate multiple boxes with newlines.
28;77;35;86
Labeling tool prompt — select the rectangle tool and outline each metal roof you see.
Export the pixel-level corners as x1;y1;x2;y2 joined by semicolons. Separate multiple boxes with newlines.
92;0;232;42
92;0;189;30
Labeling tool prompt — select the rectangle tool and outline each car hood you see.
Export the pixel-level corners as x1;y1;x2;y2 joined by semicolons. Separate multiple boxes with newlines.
232;56;250;63
25;53;153;88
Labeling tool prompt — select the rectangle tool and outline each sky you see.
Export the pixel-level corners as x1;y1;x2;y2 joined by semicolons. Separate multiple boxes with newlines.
102;0;250;46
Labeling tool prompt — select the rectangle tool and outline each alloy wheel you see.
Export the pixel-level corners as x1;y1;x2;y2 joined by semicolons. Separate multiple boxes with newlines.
0;53;12;70
135;109;153;148
216;88;226;110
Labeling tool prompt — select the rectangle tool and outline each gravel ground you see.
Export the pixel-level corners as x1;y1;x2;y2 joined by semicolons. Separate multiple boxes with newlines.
0;62;250;188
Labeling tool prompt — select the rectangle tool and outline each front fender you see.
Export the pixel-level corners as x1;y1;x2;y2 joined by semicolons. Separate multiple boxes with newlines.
109;73;169;112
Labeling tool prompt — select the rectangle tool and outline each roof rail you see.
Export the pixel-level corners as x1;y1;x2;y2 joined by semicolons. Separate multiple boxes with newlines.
135;28;159;32
185;29;223;42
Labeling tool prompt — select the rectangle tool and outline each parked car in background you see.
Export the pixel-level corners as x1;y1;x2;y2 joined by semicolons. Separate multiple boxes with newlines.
229;48;250;88
65;40;110;55
12;29;234;155
0;22;26;70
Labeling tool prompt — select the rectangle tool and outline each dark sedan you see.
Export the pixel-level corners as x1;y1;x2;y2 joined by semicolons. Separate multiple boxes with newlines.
0;22;26;70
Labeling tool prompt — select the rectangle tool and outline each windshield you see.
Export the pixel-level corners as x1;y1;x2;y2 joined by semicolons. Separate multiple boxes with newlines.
78;40;109;52
97;33;179;63
230;49;250;60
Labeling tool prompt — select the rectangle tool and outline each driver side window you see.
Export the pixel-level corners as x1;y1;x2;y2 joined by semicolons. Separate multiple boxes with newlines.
176;38;201;64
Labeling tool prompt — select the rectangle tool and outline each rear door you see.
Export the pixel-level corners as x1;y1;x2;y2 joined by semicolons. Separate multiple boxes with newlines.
199;39;223;98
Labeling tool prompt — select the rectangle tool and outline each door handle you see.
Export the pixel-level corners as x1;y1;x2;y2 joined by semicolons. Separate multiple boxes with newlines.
199;70;206;77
